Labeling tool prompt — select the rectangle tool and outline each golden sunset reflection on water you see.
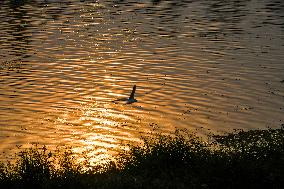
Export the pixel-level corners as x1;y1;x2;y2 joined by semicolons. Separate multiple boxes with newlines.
1;0;284;164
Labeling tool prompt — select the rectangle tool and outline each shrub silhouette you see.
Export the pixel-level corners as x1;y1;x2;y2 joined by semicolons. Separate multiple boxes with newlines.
0;127;283;188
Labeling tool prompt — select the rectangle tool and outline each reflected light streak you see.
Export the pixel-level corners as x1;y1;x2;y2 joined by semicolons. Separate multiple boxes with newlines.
54;78;139;165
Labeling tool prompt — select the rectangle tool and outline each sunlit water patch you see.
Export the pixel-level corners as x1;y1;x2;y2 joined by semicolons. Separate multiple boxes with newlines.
0;0;284;163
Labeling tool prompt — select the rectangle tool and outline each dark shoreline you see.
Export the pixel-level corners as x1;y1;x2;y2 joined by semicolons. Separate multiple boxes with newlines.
1;127;283;189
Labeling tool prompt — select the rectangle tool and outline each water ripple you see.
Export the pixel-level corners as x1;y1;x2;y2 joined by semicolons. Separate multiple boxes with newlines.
0;0;284;161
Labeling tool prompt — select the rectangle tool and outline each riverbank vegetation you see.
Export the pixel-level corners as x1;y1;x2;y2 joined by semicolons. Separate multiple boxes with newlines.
0;127;283;189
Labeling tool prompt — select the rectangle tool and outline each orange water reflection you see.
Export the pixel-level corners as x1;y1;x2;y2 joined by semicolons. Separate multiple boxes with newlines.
0;0;284;163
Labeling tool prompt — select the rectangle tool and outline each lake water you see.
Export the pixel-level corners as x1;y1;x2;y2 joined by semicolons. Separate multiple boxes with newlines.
0;0;284;162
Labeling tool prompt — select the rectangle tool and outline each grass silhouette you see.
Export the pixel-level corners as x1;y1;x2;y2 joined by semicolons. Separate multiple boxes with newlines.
0;127;283;189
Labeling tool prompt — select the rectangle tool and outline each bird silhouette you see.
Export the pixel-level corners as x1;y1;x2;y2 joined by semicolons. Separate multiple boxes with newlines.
112;85;137;104
126;85;137;104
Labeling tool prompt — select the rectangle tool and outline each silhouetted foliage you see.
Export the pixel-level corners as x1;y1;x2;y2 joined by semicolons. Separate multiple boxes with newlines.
0;127;283;189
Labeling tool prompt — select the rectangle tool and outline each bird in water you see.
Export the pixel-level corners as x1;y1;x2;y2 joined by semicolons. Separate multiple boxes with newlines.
126;85;137;104
112;85;137;104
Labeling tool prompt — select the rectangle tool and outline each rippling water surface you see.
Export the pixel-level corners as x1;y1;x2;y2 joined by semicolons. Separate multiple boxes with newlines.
0;0;284;161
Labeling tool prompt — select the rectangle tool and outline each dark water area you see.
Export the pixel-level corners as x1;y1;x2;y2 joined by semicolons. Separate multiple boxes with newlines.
0;0;284;161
